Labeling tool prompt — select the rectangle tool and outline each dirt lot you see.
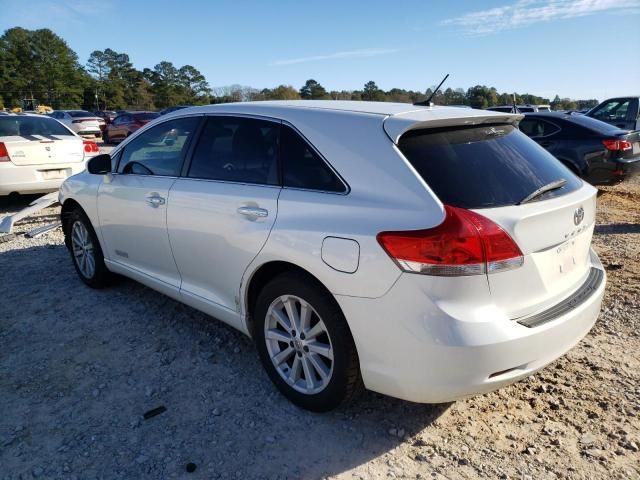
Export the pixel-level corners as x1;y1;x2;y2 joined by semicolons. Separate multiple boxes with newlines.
0;174;638;480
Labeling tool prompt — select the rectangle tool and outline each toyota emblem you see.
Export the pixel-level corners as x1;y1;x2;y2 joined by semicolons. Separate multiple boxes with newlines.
574;206;584;226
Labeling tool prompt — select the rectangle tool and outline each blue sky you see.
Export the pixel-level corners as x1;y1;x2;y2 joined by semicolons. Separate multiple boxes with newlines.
2;0;639;101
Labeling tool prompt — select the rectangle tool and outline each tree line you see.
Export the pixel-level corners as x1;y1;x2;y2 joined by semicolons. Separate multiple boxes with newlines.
0;27;598;112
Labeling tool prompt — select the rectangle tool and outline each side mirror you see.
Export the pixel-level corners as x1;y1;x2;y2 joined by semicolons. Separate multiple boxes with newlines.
87;153;112;174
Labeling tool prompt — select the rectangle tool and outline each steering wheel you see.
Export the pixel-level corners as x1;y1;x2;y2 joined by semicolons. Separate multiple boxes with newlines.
123;161;154;175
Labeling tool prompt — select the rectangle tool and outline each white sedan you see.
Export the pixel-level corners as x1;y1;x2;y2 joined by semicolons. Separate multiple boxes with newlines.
49;110;102;137
0;114;99;196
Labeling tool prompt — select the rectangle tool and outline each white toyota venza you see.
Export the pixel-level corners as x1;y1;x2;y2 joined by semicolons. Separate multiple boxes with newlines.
59;101;606;411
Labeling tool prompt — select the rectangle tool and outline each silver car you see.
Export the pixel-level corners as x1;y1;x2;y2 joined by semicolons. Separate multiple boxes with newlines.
60;101;605;411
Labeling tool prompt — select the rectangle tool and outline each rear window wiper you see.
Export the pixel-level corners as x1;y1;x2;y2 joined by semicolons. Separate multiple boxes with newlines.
518;179;567;205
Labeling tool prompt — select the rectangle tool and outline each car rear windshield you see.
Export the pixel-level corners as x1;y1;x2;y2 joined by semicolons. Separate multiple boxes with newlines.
68;111;95;118
567;114;629;135
0;116;74;137
398;124;582;209
133;112;160;121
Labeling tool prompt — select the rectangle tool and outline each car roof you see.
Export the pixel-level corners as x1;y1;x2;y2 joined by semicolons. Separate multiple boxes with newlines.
167;101;521;143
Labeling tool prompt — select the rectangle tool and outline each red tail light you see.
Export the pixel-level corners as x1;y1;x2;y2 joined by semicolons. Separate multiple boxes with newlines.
377;205;524;276
602;139;632;151
83;140;99;153
0;142;10;162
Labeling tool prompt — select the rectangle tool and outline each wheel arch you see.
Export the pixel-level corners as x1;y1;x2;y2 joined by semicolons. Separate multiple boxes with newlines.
557;156;582;176
244;261;342;336
61;198;84;248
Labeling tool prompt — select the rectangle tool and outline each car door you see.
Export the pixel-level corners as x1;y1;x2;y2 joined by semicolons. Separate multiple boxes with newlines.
97;116;201;291
167;115;281;317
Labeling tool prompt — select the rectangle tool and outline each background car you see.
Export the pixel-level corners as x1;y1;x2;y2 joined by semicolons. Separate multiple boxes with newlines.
519;112;640;184
49;110;102;137
0;114;98;195
487;105;551;114
103;111;160;144
585;96;640;131
93;110;117;124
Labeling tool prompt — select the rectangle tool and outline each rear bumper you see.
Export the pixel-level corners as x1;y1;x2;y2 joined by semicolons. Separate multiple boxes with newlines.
0;162;86;195
616;154;640;176
336;250;606;403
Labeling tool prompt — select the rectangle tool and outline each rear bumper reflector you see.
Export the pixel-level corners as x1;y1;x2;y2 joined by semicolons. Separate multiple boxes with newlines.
515;267;604;328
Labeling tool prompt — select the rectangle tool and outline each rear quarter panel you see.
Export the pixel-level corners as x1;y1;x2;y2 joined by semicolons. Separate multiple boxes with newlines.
243;110;445;303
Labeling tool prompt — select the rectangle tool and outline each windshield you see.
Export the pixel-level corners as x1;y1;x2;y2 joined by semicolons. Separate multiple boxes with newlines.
398;124;581;209
0;116;74;137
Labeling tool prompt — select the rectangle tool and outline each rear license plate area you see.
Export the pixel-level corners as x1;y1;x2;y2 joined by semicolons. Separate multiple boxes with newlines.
556;239;578;274
40;169;68;180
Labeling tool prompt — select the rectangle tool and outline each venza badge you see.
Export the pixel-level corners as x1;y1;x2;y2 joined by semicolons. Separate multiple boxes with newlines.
574;206;585;226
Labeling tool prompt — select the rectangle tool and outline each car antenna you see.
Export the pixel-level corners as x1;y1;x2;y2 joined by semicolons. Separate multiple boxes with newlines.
512;93;518;114
414;74;449;106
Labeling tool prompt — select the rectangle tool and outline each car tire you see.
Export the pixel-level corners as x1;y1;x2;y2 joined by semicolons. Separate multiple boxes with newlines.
253;271;363;412
103;131;110;144
64;208;110;288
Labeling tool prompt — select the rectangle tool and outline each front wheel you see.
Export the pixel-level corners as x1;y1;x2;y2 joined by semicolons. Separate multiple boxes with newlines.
65;209;110;288
254;272;362;412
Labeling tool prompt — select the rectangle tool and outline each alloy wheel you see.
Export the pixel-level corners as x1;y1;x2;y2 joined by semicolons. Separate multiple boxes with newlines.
264;295;334;395
71;220;96;279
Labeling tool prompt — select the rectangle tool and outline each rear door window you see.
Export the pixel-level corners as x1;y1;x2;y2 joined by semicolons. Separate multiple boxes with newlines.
398;124;581;209
280;125;346;192
187;116;280;185
519;118;560;138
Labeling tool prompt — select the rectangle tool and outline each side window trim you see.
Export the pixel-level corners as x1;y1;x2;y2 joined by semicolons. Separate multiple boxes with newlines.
114;115;204;177
280;120;350;195
179;113;283;187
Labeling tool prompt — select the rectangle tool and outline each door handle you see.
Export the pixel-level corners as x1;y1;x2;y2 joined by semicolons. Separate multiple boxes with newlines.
237;206;268;218
146;194;166;208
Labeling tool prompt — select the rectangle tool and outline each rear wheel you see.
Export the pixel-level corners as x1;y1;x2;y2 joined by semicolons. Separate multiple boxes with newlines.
253;272;362;412
65;209;110;288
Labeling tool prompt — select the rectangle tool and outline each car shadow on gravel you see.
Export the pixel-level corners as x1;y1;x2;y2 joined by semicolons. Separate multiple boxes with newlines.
1;244;451;479
594;223;640;235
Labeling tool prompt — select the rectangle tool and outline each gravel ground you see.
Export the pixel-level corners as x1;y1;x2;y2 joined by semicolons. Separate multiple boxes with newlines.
0;170;638;479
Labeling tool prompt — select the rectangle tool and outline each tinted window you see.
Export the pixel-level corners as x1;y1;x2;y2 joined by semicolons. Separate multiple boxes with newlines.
519;118;560;137
398;124;581;209
280;125;345;192
118;117;199;176
188;117;279;185
518;107;535;113
0;116;74;137
133;112;160;121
